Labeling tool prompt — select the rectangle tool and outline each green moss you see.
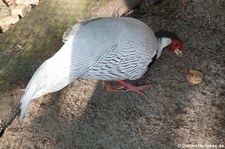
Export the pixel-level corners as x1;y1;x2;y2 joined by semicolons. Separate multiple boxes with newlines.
0;0;108;92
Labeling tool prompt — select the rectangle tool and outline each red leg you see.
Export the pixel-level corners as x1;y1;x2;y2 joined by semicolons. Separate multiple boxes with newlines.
116;80;151;97
116;81;151;90
102;81;128;95
102;80;151;97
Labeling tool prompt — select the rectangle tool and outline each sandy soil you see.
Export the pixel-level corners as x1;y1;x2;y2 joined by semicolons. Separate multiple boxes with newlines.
0;0;225;148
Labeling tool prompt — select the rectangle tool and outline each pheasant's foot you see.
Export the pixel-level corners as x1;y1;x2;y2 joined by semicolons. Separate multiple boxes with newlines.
116;80;151;97
102;80;151;97
102;81;128;95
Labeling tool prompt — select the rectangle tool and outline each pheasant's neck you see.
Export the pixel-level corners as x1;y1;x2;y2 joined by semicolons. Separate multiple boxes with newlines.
156;37;172;59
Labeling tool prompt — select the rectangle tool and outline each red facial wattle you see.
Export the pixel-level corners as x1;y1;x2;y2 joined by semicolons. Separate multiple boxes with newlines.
167;39;183;51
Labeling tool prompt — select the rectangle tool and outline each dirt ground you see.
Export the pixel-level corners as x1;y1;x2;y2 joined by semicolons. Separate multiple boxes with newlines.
0;0;225;148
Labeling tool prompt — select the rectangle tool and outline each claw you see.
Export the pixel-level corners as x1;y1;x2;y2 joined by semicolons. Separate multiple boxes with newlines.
175;48;183;57
101;80;151;98
102;81;127;95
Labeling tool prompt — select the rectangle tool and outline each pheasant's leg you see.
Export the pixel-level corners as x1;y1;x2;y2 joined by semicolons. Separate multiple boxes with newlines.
102;81;128;95
102;80;151;97
116;80;151;97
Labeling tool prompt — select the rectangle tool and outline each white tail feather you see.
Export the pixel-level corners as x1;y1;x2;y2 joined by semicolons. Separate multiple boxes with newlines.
19;61;48;120
19;86;37;120
19;41;79;120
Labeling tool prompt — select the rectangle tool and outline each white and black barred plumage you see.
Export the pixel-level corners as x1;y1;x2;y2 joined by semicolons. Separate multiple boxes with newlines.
19;17;172;119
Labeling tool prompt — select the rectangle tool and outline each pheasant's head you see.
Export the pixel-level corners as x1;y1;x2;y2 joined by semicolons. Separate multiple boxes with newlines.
155;31;183;57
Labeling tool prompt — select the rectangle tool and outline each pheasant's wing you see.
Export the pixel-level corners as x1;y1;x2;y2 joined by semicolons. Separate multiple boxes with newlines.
62;18;103;43
82;41;157;81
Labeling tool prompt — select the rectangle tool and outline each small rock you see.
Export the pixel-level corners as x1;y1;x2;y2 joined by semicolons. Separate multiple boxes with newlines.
3;0;17;6
0;24;12;32
15;0;40;5
11;4;31;17
0;7;11;17
0;0;7;7
186;69;204;85
0;15;19;31
0;15;19;25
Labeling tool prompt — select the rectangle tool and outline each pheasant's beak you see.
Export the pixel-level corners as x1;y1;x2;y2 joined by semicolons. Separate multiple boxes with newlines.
174;49;182;57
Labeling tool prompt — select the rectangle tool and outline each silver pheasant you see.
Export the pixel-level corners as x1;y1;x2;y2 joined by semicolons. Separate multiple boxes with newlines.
19;17;183;120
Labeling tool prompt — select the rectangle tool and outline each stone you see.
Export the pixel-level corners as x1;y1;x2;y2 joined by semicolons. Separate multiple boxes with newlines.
0;7;11;17
15;0;40;5
0;15;19;24
3;0;17;6
11;4;32;17
0;15;19;31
